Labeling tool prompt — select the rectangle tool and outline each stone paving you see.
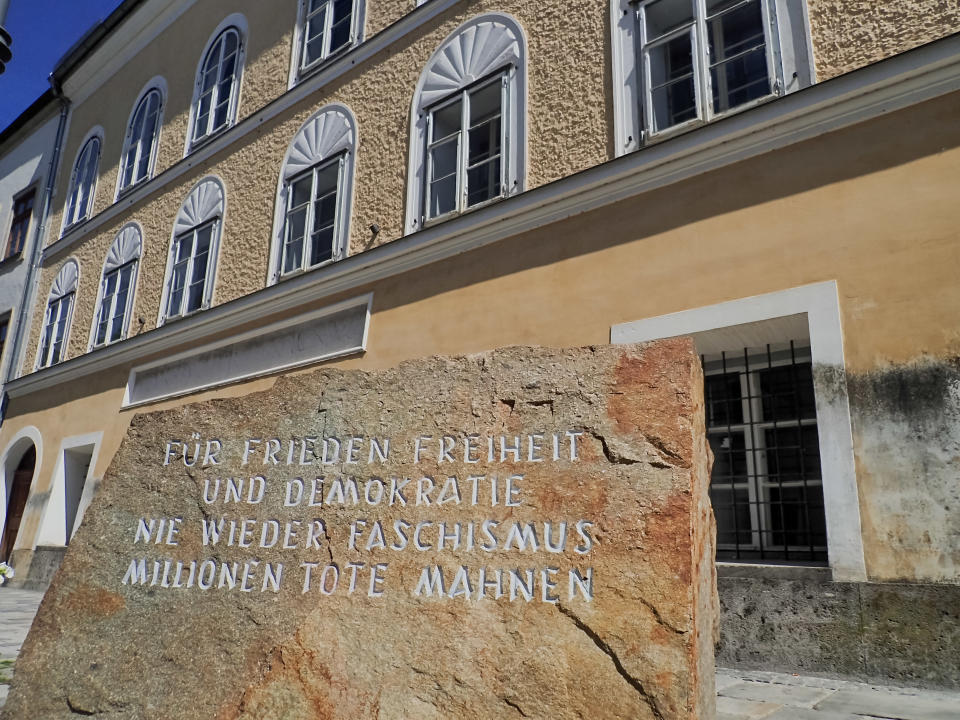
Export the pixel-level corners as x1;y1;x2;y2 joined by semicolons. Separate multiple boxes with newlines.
1;587;959;717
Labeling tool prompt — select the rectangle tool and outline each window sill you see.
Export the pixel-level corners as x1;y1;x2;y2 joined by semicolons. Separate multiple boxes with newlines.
116;179;150;202
642;93;779;149
295;42;358;86
187;125;233;156
420;193;509;230
717;562;832;582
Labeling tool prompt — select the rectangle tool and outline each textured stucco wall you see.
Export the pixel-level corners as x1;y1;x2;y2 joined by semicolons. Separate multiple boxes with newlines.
808;0;960;80
27;0;611;370
47;0;298;242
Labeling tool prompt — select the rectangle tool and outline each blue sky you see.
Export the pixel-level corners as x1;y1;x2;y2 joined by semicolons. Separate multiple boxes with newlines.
1;0;125;130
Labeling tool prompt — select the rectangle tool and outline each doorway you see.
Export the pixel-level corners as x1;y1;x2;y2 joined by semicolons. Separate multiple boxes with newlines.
1;445;36;562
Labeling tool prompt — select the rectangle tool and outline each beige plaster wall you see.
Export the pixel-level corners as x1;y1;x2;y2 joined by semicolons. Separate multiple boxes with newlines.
27;0;611;370
808;0;960;80
6;91;960;583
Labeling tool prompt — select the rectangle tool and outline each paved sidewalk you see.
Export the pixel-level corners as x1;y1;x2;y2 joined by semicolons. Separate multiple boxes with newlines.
1;586;959;717
717;669;960;720
0;587;44;708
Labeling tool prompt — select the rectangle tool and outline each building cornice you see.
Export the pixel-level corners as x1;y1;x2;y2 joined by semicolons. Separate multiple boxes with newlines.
10;34;960;401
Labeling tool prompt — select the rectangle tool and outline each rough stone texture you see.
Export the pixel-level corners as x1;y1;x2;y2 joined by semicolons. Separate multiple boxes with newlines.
28;0;611;370
808;0;960;81
3;341;716;719
717;577;960;690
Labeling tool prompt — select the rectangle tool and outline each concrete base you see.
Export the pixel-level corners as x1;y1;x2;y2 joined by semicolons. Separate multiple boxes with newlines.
7;546;65;592
718;576;960;691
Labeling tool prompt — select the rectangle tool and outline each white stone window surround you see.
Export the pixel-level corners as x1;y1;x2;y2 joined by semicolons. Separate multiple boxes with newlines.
61;126;104;235
287;0;367;89
35;259;80;370
405;13;528;235
268;104;357;284
157;176;226;327
610;280;867;582
610;0;816;156
0;425;43;555
88;223;143;350
34;432;102;546
114;76;167;199
184;14;249;156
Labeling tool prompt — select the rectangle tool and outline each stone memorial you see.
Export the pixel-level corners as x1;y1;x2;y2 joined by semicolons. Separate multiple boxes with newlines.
4;340;717;719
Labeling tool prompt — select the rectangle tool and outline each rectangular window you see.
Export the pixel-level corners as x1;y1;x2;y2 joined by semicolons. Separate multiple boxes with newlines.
638;0;775;137
166;222;215;320
94;262;136;347
425;75;506;222
5;189;35;260
39;294;74;368
301;0;354;71
703;341;827;564
281;156;343;277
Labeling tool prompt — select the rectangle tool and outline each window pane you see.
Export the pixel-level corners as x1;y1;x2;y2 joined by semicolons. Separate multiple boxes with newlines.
759;362;816;422
431;99;462;142
764;425;821;481
428;138;458;218
705;371;744;425
330;0;352;52
710;486;752;545
466;157;501;207
708;0;769;113
283;207;307;274
186;226;212;312
648;32;697;131
309;163;339;266
644;0;694;40
468;81;502;165
304;7;327;66
708;432;748;483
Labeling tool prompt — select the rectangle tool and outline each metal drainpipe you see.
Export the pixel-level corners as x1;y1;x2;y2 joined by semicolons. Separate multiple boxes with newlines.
0;77;70;421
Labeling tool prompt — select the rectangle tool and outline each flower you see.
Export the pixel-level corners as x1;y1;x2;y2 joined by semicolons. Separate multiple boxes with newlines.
0;562;13;585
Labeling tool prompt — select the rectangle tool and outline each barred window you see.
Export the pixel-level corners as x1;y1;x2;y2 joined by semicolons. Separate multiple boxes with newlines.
703;341;827;564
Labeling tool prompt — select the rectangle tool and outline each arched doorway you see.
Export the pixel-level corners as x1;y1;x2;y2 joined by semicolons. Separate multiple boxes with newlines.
1;445;36;562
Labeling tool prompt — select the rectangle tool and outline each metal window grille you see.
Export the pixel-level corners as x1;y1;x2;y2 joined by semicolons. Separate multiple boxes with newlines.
702;341;827;564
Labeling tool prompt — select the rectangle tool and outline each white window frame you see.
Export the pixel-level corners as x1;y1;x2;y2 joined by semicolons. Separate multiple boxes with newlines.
610;0;815;155
158;177;225;326
610;280;867;582
89;223;142;350
289;0;365;87
36;260;80;370
406;13;527;234
186;15;248;155
62;128;103;233
115;77;167;198
423;73;509;223
269;104;356;284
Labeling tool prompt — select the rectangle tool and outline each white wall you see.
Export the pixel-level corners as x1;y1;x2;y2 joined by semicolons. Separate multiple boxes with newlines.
0;111;60;385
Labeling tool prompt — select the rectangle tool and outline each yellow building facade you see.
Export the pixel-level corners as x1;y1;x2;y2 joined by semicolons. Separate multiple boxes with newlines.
1;0;959;685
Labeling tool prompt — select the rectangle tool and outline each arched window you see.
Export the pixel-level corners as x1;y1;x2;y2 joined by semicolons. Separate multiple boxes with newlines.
37;260;79;368
190;23;245;148
160;178;225;323
64;131;102;229
91;224;142;349
406;14;527;233
270;104;356;283
118;83;164;194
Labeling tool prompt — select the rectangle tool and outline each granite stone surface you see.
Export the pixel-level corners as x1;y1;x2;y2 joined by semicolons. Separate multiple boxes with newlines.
4;341;716;719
